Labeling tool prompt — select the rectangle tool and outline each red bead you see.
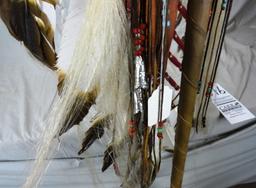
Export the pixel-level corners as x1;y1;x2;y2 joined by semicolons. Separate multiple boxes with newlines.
140;24;146;30
128;127;136;137
134;50;142;56
158;121;164;127
208;82;213;87
134;39;142;45
157;133;163;139
128;120;135;125
140;35;145;41
132;28;139;34
140;47;145;52
133;28;141;34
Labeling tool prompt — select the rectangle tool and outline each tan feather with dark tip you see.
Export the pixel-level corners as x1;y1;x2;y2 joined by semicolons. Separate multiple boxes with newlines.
58;88;99;136
78;115;110;155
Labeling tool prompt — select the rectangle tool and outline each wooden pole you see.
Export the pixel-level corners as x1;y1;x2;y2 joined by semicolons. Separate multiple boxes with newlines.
170;0;213;187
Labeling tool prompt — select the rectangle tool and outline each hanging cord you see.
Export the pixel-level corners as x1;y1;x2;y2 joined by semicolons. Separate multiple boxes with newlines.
196;7;221;131
194;0;219;129
157;0;169;139
201;0;233;126
194;0;232;129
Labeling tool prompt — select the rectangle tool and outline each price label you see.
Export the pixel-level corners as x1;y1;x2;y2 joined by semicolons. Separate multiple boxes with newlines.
148;86;173;127
211;83;255;124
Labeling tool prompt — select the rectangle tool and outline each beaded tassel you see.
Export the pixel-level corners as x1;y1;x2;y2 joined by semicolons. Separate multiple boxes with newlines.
128;120;136;137
206;82;214;97
157;121;164;139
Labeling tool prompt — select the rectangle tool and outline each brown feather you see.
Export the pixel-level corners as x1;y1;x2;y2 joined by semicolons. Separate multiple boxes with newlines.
0;0;57;70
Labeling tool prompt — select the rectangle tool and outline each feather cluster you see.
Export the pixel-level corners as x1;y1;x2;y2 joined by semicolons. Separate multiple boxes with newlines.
23;0;131;187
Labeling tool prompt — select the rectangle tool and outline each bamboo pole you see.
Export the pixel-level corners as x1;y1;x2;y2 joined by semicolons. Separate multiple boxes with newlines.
170;0;213;187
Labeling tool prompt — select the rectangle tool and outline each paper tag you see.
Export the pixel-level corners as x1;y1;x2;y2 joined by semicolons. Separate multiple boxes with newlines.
165;107;177;147
148;86;173;127
211;83;255;124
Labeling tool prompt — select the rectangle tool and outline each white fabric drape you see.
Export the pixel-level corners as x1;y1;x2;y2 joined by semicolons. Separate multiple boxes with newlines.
0;0;256;187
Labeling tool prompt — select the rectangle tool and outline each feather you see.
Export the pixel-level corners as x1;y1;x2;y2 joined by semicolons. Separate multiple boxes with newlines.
78;115;109;155
0;0;57;70
23;1;131;187
58;88;98;136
